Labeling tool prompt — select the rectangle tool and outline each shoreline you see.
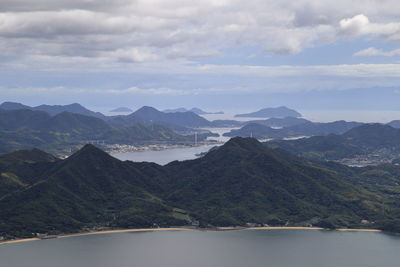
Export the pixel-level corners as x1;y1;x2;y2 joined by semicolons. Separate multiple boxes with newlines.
0;226;382;246
107;142;220;156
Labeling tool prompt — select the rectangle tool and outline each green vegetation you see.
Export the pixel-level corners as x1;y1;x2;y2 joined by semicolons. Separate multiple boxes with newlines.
1;137;400;239
224;120;362;139
268;123;400;161
0;109;214;156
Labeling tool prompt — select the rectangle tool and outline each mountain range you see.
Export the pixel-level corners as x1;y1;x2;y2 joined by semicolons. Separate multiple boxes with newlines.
0;102;216;130
224;120;362;139
267;123;400;162
0;102;106;119
1;137;399;238
0;109;209;155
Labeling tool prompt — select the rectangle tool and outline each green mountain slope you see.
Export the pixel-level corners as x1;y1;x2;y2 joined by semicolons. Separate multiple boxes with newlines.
1;138;400;238
162;138;383;226
0;109;206;155
268;123;400;161
0;145;186;237
224;120;362;139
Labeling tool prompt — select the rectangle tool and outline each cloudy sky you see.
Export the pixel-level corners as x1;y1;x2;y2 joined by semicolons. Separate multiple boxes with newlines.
1;0;400;114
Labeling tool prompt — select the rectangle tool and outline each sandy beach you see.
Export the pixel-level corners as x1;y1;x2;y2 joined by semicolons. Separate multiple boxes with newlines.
0;226;382;246
0;228;191;246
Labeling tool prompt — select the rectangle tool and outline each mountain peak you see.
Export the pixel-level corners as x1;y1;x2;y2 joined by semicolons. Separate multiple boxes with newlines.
214;137;268;156
136;106;159;112
67;144;113;163
78;143;105;153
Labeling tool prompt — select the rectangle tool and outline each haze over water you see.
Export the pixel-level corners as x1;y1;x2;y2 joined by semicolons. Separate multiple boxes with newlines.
1;230;399;267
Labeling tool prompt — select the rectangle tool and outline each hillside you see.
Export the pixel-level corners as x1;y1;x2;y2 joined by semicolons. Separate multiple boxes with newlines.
162;138;384;226
0;109;204;155
235;106;301;118
224;120;362;139
0;101;106;119
268;123;400;163
224;123;285;139
129;106;211;128
0;145;185;237
1;138;399;238
249;117;310;128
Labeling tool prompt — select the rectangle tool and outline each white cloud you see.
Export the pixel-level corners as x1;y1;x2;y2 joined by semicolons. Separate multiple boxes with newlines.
339;14;370;37
0;0;399;80
354;47;400;57
339;14;400;40
0;0;398;68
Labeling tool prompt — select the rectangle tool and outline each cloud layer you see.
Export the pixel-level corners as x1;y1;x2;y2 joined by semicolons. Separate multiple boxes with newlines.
0;0;400;67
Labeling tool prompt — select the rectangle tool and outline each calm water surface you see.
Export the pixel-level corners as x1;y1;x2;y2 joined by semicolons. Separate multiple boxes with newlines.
112;127;237;164
1;230;399;267
112;144;217;165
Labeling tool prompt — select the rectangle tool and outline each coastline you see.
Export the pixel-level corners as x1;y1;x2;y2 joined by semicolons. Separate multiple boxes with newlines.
0;226;383;246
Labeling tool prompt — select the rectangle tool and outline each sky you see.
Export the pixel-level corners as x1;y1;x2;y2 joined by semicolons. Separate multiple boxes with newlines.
1;0;400;116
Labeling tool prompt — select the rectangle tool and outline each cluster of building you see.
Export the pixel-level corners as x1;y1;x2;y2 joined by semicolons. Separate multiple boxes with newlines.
335;148;400;167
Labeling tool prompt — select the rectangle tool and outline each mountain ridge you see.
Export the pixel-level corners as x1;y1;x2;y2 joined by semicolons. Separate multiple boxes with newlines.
1;137;398;238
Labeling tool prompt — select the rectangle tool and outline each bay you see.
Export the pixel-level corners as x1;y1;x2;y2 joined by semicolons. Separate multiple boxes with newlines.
1;230;399;267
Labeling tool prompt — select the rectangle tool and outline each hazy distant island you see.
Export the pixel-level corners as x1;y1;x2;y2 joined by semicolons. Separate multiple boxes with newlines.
235;106;301;118
163;107;224;115
109;107;133;113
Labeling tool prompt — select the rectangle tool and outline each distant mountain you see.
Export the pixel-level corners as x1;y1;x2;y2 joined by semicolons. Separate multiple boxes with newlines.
0;109;205;155
0;101;31;110
163;107;224;115
0;102;220;131
286;120;363;136
34;103;106;119
386;120;400;128
0;109;112;134
224;120;362;139
129;106;211;128
224;123;285;139
0;101;106;119
109;107;133;113
1;137;398;238
268;123;400;161
249;117;310;128
235;106;301;118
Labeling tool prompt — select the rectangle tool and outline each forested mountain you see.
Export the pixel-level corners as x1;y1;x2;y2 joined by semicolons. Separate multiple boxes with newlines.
128;106;211;128
0;109;205;155
0;102;106;119
267;124;400;161
224;120;362;139
1;137;399;238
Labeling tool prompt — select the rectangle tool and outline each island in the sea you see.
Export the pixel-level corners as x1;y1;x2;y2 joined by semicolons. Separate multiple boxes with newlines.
235;106;301;118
